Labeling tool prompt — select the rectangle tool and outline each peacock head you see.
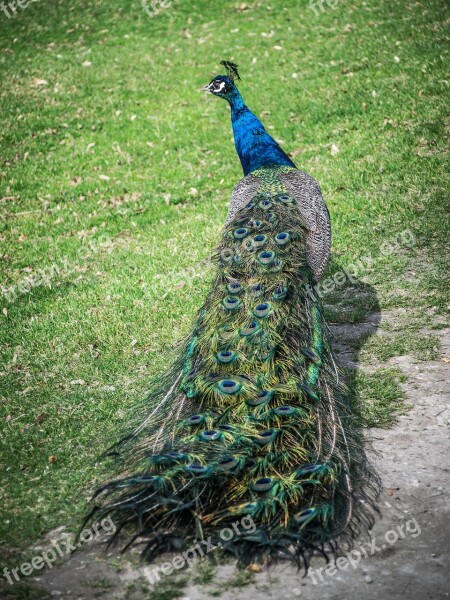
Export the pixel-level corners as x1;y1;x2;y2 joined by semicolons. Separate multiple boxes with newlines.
203;61;242;103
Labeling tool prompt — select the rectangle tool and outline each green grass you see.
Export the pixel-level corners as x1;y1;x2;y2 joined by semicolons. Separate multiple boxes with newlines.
0;582;51;600
357;368;408;428
146;576;189;600
362;331;441;362
0;0;449;562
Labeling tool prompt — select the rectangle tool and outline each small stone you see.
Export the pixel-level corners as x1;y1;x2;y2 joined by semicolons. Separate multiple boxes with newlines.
365;575;373;583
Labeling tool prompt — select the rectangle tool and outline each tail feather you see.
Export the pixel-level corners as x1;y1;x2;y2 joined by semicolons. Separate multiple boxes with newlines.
88;170;380;566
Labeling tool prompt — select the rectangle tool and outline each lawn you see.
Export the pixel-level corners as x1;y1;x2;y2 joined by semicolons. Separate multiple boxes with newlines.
0;0;448;565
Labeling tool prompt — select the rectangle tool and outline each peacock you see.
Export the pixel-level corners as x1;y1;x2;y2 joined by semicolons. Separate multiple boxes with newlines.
86;61;380;569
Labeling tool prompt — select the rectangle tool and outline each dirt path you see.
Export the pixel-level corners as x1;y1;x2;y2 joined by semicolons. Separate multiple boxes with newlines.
3;319;449;600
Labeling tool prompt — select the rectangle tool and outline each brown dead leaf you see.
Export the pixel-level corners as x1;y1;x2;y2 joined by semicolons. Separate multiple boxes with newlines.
48;455;57;464
36;413;50;424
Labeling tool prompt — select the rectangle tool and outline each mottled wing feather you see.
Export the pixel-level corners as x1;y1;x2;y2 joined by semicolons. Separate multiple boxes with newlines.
225;174;260;225
280;170;331;283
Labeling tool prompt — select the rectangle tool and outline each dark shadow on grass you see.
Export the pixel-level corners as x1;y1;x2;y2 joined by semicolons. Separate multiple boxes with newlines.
320;259;382;427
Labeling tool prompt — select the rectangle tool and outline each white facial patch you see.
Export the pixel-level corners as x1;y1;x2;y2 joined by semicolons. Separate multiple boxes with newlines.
214;81;226;93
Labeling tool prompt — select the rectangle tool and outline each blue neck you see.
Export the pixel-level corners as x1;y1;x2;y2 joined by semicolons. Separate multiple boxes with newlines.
227;90;296;176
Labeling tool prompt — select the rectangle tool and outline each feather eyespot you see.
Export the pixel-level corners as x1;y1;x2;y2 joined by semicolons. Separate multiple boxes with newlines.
253;302;271;318
222;296;241;310
218;424;235;432
216;350;237;364
248;219;263;229
295;464;325;477
217;456;238;470
185;464;210;475
247;391;271;407
240;321;260;336
294;506;318;524
199;429;223;441
272;286;288;301
226;282;242;294
268;258;283;272
274;405;295;416
234;227;249;239
258;199;272;210
186;414;205;426
257;250;276;266
255;428;277;443
249;282;264;296
150;452;189;464
251;477;275;492
218;379;242;394
277;194;293;204
252;234;267;248
275;232;290;246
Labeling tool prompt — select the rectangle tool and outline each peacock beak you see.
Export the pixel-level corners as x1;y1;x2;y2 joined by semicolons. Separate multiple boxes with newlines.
202;83;213;92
